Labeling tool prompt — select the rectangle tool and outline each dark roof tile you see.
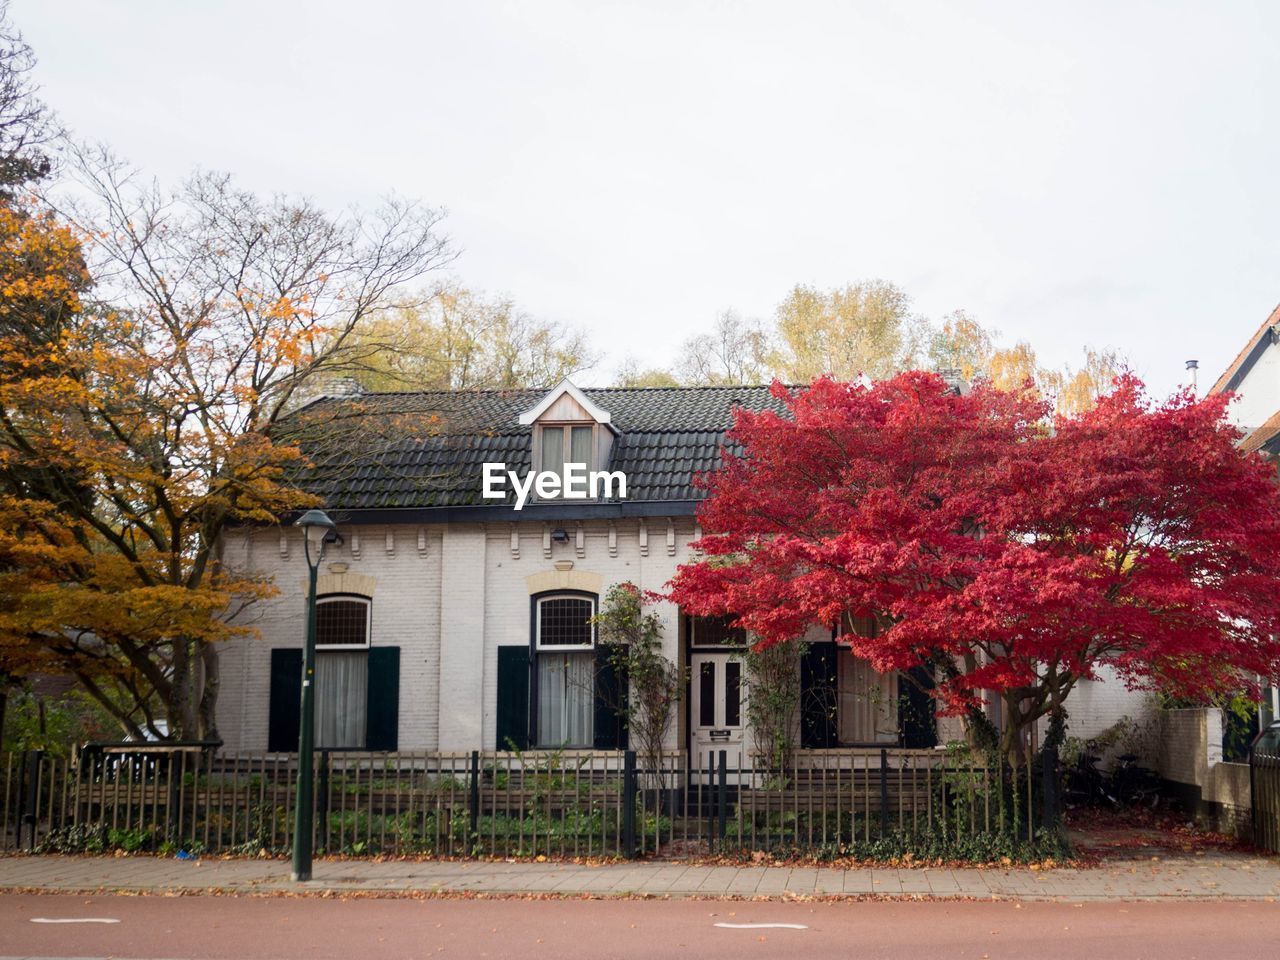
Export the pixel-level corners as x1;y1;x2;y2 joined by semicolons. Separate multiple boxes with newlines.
291;385;787;510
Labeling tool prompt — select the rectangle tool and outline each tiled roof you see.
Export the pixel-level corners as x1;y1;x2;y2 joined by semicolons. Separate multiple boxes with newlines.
1210;302;1280;396
1240;411;1280;455
291;386;788;511
1207;303;1280;456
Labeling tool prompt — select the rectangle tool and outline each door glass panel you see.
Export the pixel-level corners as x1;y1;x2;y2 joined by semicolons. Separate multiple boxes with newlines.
725;660;741;727
699;661;715;726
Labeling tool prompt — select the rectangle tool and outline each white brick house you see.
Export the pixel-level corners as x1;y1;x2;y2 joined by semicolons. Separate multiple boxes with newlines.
215;379;1139;758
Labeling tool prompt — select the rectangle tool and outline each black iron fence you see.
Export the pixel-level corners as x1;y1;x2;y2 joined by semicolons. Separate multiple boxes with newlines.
1;745;1045;859
1251;743;1280;852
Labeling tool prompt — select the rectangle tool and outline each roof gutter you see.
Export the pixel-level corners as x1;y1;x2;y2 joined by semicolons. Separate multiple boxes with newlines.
246;499;704;527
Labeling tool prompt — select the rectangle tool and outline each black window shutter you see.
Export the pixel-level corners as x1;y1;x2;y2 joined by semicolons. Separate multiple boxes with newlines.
593;647;628;750
268;648;302;753
900;665;938;749
800;641;838;748
365;646;400;751
496;646;531;750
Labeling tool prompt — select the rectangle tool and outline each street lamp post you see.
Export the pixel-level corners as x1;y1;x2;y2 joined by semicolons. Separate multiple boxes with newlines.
291;509;337;883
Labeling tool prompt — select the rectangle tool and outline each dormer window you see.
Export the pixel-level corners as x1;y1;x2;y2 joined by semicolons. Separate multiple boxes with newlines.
520;380;619;503
539;423;595;492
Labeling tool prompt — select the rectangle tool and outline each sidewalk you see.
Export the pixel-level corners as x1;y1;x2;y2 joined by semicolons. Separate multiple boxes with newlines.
2;850;1279;901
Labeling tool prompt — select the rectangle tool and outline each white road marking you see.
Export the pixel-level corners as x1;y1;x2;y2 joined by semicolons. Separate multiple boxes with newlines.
30;917;121;924
714;922;808;930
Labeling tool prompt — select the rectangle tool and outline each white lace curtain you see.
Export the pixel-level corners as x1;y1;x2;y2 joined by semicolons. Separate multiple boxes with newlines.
837;653;898;744
537;652;595;747
316;651;368;749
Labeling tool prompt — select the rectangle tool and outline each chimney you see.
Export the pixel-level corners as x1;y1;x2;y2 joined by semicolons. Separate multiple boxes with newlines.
1185;359;1199;394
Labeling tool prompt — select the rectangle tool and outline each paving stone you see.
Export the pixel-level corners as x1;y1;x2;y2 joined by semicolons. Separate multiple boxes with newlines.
2;852;1279;900
752;868;792;894
814;868;846;894
840;870;875;894
785;867;819;894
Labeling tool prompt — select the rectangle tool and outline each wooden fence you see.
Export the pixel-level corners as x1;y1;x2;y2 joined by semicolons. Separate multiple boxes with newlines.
0;745;1041;858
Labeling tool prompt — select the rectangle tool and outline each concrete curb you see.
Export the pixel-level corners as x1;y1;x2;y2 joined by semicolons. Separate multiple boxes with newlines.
2;883;1278;902
3;852;1279;902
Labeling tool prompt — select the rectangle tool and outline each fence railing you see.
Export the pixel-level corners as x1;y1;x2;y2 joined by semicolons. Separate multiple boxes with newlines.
1252;745;1280;852
1;745;1042;859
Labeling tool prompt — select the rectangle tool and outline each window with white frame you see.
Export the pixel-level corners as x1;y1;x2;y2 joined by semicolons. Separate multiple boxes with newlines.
315;595;370;748
315;597;371;649
535;594;596;746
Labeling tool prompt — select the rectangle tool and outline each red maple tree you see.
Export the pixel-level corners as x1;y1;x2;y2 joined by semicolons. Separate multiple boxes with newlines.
668;372;1280;761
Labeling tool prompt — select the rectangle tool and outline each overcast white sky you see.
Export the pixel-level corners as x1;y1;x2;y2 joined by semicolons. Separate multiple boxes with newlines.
20;1;1280;395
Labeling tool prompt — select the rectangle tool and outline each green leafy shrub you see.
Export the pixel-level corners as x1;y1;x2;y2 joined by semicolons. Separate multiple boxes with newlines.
34;823;156;854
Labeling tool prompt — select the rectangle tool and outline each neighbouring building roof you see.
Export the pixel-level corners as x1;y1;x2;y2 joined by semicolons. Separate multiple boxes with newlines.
1210;302;1280;397
1209;302;1280;456
287;384;789;516
1240;410;1280;456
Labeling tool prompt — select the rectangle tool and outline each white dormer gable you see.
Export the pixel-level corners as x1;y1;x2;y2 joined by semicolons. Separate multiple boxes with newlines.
519;379;615;431
520;380;618;502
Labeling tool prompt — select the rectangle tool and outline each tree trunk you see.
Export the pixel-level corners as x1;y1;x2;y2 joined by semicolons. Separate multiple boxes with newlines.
198;641;220;743
999;691;1033;768
168;638;201;740
1040;705;1067;828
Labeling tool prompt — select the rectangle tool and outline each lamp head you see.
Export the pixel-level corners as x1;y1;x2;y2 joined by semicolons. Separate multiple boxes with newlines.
296;509;337;568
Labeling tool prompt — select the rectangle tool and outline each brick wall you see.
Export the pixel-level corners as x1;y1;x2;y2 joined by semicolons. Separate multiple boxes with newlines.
217;518;1155;757
438;524;486;750
1061;667;1156;745
217;517;703;752
478;519;694;752
218;523;444;751
1157;707;1253;837
1158;708;1218;788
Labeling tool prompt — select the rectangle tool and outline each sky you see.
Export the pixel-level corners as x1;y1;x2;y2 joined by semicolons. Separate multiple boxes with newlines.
19;1;1280;395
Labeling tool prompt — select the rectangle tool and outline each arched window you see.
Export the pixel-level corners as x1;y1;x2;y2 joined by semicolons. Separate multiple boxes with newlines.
534;593;596;746
315;595;371;747
268;592;400;754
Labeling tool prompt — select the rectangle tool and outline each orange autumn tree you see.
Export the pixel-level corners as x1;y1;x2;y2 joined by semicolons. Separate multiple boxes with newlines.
0;198;279;738
0;149;453;740
0;202;96;693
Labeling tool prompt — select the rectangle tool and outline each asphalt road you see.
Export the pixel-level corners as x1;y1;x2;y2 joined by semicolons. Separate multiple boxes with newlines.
1;893;1277;960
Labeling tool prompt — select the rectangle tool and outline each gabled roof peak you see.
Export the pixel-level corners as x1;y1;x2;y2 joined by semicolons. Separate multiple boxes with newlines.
518;378;614;428
1210;301;1280;396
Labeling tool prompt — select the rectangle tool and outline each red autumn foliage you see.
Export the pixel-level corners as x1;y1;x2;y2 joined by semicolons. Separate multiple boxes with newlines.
668;371;1280;750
